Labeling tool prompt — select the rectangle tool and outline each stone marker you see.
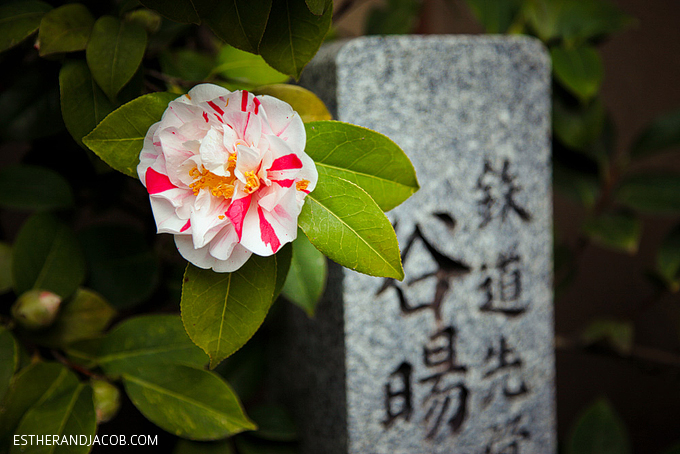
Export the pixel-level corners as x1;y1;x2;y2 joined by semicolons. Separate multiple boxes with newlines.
271;36;555;454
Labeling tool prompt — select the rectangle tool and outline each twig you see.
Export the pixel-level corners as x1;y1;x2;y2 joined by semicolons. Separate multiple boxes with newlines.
51;349;104;379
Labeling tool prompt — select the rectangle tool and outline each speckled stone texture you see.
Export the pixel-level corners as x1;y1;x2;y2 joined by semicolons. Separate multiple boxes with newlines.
272;36;555;454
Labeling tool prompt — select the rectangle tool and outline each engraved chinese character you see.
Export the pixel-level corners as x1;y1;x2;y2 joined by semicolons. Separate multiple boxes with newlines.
420;326;469;439
483;336;529;399
475;158;531;228
479;249;527;317
378;219;470;321
383;362;414;428
483;415;531;454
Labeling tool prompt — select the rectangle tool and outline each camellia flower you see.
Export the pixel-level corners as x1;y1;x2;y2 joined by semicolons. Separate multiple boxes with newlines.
137;84;317;272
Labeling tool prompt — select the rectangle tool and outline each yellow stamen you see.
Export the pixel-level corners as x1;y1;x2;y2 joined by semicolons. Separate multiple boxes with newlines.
185;94;192;100
218;215;225;220
243;171;261;194
296;179;310;192
225;99;229;107
189;165;236;199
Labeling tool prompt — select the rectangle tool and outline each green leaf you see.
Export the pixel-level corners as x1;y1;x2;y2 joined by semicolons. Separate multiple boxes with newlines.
282;229;327;316
249;405;297;441
197;0;272;54
274;243;292;300
0;165;74;211
254;84;330;122
305;121;419;211
79;224;160;308
0;363;76;445
0;327;18;400
631;108;680;159
38;3;94;56
65;336;104;370
464;0;521;33
298;174;404;279
12;382;95;454
366;0;422;35
656;223;680;291
86;16;147;100
580;319;634;355
181;254;277;369
213;337;265;402
616;174;680;214
60;60;116;148
525;0;633;44
161;49;215;82
259;0;332;79
305;0;330;15
0;1;51;53
174;439;235;454
98;314;208;377
553;95;605;153
551;45;603;103
582;212;642;254
214;45;289;89
567;398;631;454
122;364;255;440
82;91;178;177
124;9;163;34
32;289;116;348
12;213;85;299
0;242;12;294
138;0;200;24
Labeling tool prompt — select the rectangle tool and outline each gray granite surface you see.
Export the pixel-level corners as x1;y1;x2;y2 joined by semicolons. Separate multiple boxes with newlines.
272;35;555;454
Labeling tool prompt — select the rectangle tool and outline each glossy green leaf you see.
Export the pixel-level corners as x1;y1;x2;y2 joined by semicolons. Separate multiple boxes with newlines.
282;230;327;316
255;84;330;122
174;439;235;454
616;174;680;214
197;0;272;54
86;16;147;100
0;327;18;400
305;0;330;15
298;174;404;280
567;398;631;454
32;289;116;348
249;405;297;441
0;1;51;53
123;364;255;440
551;45;603;103
79;224;160;308
0;242;12;294
525;0;633;44
38;3;94;56
125;9;163;34
366;0;422;35
60;60;116;149
656;224;680;291
0;363;75;445
12;213;85;299
98;314;208;377
0;165;74;211
464;0;521;33
274;243;292;300
181;254;277;369
582;212;642;254
631;108;680;159
65;336;104;370
260;0;332;79
139;0;200;24
161;49;215;82
553;95;605;153
580;319;634;355
305;121;419;211
83;92;178;177
214;45;288;89
12;382;95;454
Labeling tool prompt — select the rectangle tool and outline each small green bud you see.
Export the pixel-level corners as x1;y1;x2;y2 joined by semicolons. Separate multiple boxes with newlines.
11;289;61;330
91;379;121;424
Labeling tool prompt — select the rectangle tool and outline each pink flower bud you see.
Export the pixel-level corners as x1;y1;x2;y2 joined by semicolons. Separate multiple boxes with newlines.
11;289;61;330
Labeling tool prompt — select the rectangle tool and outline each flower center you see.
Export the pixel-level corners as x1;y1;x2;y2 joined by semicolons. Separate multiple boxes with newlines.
189;163;236;199
243;171;261;194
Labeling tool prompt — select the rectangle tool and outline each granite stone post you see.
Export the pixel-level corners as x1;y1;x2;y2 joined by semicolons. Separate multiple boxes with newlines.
271;36;555;454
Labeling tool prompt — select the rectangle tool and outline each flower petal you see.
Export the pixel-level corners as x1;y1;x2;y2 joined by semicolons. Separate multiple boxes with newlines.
175;235;252;272
258;95;305;153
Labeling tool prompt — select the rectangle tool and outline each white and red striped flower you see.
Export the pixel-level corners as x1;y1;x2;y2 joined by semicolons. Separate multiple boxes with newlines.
137;84;317;272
